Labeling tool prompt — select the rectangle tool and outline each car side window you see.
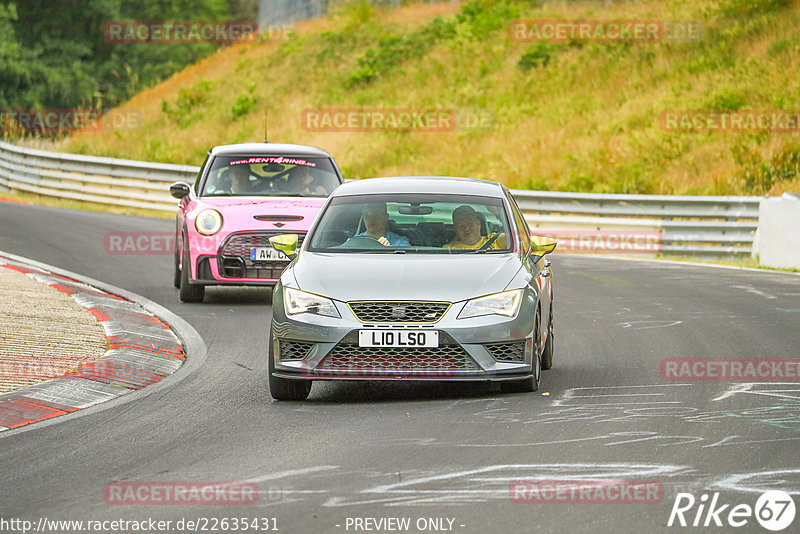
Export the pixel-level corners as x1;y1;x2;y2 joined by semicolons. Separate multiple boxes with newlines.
508;195;531;252
195;155;210;195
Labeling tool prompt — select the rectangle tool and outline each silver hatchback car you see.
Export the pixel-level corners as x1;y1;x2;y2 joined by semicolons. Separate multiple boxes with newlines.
267;177;557;400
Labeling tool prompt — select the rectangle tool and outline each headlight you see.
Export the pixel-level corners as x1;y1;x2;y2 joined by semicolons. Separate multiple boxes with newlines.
194;209;223;236
284;287;340;318
459;289;523;319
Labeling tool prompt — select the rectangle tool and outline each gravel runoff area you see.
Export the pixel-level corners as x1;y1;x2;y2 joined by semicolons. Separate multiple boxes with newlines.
0;266;108;394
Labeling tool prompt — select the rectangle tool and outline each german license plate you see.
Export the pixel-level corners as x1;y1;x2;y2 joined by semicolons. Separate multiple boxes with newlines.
250;247;288;261
358;330;439;348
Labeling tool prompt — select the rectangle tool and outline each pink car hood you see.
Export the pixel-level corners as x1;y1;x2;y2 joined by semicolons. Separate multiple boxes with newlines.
193;196;326;233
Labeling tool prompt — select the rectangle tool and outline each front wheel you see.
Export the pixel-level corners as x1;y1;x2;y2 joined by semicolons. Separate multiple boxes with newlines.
502;309;541;393
173;237;181;288
268;330;312;401
541;304;554;370
178;238;205;303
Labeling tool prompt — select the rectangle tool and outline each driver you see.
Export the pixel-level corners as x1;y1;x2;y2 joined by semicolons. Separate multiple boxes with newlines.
444;205;507;250
356;202;410;247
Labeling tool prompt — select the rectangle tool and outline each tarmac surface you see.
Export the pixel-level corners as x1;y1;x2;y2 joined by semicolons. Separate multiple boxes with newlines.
1;200;799;534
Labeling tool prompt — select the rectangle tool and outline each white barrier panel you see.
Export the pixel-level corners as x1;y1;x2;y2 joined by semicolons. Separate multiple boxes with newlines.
756;193;800;269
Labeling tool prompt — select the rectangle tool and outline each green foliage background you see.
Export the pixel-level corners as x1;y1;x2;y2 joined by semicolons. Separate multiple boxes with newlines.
4;0;800;196
0;0;255;111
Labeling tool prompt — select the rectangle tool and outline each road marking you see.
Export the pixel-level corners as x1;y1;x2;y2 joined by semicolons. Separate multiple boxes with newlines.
731;285;778;299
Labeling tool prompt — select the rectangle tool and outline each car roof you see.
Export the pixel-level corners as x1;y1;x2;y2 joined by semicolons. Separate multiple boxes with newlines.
332;176;505;197
209;143;334;158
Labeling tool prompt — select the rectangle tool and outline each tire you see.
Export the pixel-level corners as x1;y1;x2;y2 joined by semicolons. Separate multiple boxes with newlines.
268;329;312;401
178;238;205;303
502;309;541;393
173;237;181;289
541;304;554;370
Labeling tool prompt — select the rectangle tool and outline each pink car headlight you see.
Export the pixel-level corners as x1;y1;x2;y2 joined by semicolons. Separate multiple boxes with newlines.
195;209;223;236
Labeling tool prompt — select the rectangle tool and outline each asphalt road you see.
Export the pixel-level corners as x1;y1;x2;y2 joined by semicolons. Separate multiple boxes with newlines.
1;201;799;534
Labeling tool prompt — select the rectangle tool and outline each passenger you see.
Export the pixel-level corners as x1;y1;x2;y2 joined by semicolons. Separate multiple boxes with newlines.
444;205;507;250
228;164;253;194
286;165;326;196
356;203;410;247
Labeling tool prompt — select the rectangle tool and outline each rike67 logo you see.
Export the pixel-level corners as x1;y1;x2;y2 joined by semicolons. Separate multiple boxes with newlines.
667;491;796;531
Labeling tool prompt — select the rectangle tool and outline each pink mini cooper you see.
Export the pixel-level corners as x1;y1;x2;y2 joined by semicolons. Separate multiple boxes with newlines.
169;143;344;302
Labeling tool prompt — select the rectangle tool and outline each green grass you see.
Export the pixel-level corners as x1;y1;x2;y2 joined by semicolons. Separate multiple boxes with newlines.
48;0;800;197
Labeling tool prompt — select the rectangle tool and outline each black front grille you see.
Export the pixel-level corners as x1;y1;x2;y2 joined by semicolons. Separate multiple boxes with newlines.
221;257;245;278
318;344;479;372
348;301;450;323
279;339;314;360
196;257;214;280
485;341;526;363
317;330;478;372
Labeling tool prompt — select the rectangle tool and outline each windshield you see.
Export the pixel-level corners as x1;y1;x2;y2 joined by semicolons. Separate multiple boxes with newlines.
308;193;512;254
200;155;340;197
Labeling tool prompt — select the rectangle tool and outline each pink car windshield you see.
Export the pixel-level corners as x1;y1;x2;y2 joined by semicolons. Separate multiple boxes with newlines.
201;155;340;197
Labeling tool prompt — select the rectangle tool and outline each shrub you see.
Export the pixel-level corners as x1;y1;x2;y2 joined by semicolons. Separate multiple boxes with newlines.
347;17;456;86
231;94;256;120
161;80;212;128
518;43;551;71
733;143;800;193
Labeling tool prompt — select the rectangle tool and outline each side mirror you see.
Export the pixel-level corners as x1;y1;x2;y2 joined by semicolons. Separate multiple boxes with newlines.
269;234;299;260
530;235;558;255
170;181;192;199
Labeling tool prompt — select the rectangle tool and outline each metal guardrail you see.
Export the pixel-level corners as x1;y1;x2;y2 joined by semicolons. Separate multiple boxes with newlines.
516;191;761;257
0;140;763;257
0;141;196;212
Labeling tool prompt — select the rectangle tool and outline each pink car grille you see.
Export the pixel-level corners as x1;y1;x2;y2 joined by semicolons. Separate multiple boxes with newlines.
221;232;306;257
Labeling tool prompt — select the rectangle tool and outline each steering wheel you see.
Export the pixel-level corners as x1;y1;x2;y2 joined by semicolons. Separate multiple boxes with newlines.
339;235;386;249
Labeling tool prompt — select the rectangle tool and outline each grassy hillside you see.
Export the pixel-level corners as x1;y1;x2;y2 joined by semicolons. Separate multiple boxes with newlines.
60;0;800;195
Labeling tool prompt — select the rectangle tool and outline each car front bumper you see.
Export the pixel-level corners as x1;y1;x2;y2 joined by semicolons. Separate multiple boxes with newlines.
270;288;539;382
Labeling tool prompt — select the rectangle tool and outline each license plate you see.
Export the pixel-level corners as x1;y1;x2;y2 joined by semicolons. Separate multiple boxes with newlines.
250;247;288;261
358;330;439;348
